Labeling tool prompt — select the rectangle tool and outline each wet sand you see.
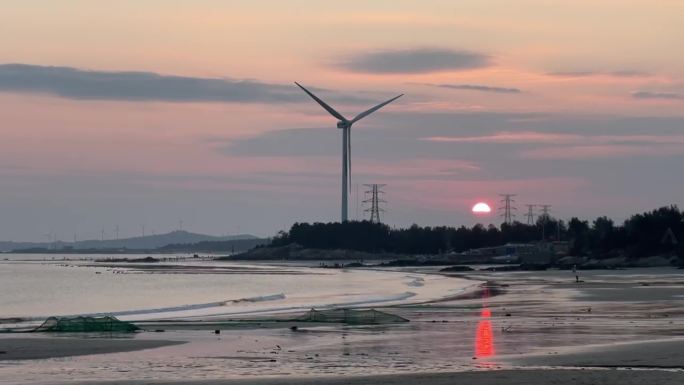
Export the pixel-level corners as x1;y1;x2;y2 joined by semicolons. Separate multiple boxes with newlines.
514;338;684;368
15;339;684;385
2;267;683;384
0;337;184;360
12;338;684;385
40;370;684;385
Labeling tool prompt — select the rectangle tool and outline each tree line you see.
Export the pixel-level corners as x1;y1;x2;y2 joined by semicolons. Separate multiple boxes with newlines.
270;206;684;260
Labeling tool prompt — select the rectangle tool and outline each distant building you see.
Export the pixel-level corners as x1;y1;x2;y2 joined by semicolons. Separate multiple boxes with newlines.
463;243;536;258
451;241;570;265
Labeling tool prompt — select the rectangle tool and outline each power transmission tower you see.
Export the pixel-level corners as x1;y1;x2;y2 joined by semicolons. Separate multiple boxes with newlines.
363;184;386;223
538;204;552;240
539;204;552;219
498;194;517;225
525;204;536;225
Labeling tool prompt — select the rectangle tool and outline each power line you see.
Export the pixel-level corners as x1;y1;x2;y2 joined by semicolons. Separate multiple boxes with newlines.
498;194;517;225
363;184;386;223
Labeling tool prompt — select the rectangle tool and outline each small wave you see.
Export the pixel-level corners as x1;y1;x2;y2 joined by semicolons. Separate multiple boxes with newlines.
58;293;287;319
178;291;418;320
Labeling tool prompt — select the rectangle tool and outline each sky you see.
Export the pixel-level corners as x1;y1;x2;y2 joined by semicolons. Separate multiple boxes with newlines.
1;0;684;241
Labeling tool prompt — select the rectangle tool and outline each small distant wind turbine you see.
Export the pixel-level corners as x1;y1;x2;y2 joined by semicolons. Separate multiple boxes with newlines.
295;82;402;222
43;231;54;249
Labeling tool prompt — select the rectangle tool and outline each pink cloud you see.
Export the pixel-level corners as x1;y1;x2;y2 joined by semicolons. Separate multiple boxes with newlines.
594;135;684;144
521;144;684;160
423;131;684;160
423;131;580;144
547;70;651;79
356;158;480;177
0;94;312;178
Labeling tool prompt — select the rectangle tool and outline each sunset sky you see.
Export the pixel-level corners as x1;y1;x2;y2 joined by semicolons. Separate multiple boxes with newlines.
2;1;684;241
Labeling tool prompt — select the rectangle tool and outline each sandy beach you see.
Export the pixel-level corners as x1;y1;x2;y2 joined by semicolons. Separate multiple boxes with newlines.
2;266;683;384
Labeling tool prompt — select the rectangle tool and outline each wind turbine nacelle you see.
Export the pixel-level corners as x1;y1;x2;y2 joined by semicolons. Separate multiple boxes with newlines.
337;121;349;129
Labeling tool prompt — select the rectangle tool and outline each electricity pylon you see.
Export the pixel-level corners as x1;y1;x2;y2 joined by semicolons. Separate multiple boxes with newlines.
498;194;517;225
525;204;536;225
363;184;386;223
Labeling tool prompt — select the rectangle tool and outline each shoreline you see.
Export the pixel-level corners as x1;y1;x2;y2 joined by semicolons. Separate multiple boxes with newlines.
1;263;480;326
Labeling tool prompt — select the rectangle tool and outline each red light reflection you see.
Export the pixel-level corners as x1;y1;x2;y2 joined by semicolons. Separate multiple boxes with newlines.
474;288;495;359
475;311;495;358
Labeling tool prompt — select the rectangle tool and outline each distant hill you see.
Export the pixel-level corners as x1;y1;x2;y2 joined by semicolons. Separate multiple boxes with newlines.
0;241;56;253
0;230;258;252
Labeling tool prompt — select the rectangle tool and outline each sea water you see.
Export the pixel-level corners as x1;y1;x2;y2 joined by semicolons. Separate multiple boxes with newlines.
0;254;477;322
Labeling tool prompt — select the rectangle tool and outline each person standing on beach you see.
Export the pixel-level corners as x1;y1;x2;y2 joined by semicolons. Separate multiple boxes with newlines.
572;264;579;283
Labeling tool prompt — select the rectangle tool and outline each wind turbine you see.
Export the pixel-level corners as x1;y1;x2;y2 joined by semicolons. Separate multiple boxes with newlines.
295;82;402;222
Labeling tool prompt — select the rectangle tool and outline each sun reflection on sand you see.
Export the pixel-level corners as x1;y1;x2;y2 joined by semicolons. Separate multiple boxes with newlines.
475;288;495;360
475;308;495;358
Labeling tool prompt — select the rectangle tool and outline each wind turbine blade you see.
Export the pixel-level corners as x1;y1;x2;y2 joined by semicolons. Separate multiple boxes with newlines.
351;94;403;124
294;82;348;122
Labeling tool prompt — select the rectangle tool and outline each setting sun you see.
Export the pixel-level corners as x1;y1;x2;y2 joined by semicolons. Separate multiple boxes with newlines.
472;202;492;214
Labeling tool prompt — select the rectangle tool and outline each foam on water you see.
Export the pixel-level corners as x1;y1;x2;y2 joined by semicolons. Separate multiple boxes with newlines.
167;291;418;321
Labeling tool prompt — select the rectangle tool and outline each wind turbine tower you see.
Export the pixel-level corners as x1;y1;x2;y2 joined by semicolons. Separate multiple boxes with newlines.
295;83;403;222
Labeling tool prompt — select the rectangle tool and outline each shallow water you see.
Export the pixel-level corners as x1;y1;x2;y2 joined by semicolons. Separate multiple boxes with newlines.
0;254;476;322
